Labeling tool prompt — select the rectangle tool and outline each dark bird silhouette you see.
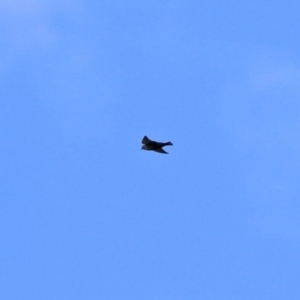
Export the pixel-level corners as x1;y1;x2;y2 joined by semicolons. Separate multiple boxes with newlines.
141;136;173;154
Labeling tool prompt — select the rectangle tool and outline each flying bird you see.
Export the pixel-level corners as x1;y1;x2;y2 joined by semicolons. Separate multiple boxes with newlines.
141;136;173;154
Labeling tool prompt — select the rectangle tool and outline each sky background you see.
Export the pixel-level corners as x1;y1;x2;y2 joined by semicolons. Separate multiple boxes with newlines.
1;1;300;299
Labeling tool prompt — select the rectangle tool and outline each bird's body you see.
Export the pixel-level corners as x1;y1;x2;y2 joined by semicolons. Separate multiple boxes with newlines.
141;136;173;154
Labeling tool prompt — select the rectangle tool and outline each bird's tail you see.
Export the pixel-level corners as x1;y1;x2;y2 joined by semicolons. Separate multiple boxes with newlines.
166;141;173;146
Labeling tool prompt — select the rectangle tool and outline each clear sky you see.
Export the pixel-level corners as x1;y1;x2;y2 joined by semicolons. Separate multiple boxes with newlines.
1;1;300;299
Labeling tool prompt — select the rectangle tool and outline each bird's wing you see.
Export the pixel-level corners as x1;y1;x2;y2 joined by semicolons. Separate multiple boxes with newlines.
142;136;153;144
154;148;168;154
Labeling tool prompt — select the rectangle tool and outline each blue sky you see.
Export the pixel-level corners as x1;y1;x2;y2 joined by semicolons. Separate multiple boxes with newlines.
1;1;300;299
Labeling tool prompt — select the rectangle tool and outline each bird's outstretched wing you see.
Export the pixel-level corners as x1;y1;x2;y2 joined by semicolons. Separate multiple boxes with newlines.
142;136;153;144
154;148;168;154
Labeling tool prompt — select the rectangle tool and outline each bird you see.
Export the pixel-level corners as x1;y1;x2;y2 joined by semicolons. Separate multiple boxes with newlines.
141;136;173;154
